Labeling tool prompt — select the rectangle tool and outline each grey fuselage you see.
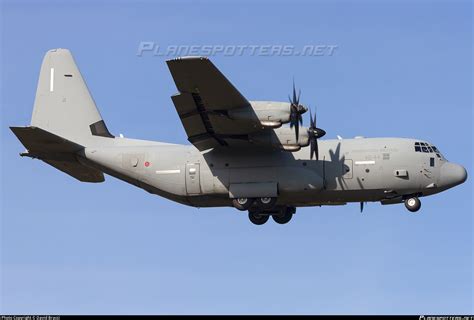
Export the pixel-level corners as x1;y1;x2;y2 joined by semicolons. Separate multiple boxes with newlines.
13;49;467;213
81;136;467;208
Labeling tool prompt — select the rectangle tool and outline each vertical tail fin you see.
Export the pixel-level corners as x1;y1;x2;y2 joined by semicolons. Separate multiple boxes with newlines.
31;48;113;145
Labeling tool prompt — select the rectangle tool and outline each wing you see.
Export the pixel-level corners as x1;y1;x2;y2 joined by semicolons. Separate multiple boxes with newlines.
167;57;258;151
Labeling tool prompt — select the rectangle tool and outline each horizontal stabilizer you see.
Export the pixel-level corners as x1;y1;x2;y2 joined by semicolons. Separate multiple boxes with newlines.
10;126;83;154
10;126;104;183
43;159;104;183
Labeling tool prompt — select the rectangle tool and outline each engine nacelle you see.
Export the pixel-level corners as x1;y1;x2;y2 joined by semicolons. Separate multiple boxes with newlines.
228;101;292;128
249;127;310;151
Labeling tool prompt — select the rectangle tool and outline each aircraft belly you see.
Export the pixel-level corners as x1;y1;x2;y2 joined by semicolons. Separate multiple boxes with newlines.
149;166;186;196
227;166;324;194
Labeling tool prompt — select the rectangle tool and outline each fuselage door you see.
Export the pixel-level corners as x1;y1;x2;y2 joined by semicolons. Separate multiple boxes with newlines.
185;163;201;195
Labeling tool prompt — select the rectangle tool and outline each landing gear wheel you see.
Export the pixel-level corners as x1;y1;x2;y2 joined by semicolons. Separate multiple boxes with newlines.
232;198;254;211
405;197;421;212
255;197;277;210
272;208;293;224
248;212;269;225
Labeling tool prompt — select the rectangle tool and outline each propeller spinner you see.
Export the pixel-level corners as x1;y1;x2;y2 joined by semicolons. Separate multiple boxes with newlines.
288;81;307;141
307;108;326;160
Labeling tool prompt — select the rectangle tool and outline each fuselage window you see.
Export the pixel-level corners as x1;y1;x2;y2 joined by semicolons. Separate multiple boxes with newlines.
430;157;435;167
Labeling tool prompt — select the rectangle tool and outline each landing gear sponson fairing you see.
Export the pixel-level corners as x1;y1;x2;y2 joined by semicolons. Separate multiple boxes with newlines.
11;49;467;225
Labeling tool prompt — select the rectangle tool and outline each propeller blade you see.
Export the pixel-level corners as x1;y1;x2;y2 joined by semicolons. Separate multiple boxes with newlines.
310;139;319;160
295;121;299;141
314;139;319;160
308;108;320;160
289;81;303;141
313;107;317;128
292;81;297;104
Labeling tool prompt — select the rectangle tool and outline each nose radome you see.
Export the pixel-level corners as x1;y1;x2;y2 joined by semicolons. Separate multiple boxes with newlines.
440;162;468;189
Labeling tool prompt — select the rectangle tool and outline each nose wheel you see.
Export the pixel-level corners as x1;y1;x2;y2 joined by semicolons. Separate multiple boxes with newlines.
405;197;421;212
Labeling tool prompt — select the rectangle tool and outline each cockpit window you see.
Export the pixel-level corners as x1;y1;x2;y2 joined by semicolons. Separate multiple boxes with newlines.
414;142;421;152
414;142;444;159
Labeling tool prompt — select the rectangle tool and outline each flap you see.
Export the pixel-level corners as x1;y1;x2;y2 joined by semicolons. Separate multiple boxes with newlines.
167;57;262;151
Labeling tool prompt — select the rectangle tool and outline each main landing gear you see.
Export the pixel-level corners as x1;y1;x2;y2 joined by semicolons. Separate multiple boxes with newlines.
248;211;270;225
248;207;295;225
404;196;421;212
272;207;295;224
232;197;292;225
232;197;278;211
232;198;254;211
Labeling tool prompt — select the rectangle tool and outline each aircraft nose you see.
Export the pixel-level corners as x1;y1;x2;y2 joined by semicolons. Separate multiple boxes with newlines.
439;162;467;189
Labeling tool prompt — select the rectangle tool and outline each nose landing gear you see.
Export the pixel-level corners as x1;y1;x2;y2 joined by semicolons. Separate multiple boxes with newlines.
405;197;421;212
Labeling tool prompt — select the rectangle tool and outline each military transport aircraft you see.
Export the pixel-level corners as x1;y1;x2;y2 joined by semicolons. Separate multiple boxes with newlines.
11;49;467;225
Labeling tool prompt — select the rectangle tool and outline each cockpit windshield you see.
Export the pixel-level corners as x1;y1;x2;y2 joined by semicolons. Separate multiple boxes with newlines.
414;142;445;159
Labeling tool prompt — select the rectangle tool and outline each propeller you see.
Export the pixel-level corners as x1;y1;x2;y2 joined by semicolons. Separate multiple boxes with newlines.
288;81;307;141
307;108;326;160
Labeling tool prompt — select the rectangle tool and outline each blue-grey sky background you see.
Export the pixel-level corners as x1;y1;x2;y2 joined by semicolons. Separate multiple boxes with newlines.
1;0;472;315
